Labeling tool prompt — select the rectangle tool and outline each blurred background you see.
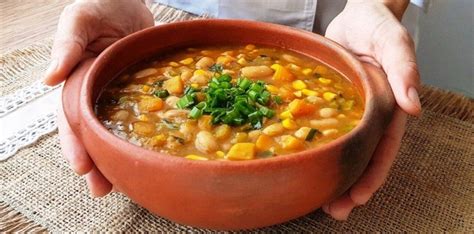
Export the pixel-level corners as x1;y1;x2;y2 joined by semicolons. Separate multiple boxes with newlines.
1;0;472;97
416;0;473;97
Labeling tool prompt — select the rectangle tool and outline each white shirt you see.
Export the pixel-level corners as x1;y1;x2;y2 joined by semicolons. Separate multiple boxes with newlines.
155;0;428;41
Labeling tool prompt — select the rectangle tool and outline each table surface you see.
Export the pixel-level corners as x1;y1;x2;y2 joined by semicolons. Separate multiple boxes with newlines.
0;0;72;54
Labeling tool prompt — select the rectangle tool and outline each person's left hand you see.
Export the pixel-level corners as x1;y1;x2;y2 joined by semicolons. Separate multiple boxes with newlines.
322;0;421;220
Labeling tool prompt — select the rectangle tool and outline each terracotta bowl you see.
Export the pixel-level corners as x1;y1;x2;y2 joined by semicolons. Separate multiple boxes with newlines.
62;19;395;230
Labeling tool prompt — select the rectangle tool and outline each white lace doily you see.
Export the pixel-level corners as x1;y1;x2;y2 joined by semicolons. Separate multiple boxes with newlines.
0;81;60;117
0;82;62;160
0;112;57;160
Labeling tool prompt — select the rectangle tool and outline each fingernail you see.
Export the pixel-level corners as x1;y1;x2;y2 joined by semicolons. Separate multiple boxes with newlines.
408;87;421;112
42;59;58;85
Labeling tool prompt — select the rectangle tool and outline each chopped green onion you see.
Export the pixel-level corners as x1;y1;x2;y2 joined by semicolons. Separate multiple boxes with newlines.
273;95;283;104
176;73;278;128
176;94;195;109
238;78;252;90
189;106;203;119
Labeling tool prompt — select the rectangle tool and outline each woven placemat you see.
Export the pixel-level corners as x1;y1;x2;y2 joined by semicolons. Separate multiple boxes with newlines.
1;4;473;232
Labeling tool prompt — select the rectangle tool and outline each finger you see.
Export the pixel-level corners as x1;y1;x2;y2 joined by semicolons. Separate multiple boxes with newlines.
322;193;356;221
378;28;421;116
57;103;94;175
349;107;407;205
43;5;94;86
85;166;113;197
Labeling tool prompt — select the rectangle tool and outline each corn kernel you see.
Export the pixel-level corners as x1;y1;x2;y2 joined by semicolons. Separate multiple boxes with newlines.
265;85;279;94
194;69;207;76
245;44;256;50
280;110;293;119
302;68;313;76
282;118;298;130
216;151;225;158
138;114;149;121
292;80;307;90
319;77;332;84
142;85;151;92
185;155;209;161
191;83;199;89
237;58;247;65
323;92;338;101
302;89;318;96
293;91;303;97
314;65;328;75
169;62;180;67
179;58;194;65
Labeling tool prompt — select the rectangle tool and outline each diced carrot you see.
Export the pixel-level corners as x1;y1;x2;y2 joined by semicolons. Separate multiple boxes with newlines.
271;64;295;81
256;134;275;151
226;143;256;160
163;76;184;95
281;135;305;150
198;115;213;130
288;99;316;117
279;87;295;101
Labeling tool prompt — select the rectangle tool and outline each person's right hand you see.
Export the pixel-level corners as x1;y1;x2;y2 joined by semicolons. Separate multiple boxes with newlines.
43;0;154;197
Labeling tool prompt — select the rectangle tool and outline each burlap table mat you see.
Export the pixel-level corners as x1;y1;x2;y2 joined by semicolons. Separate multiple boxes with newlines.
1;4;473;232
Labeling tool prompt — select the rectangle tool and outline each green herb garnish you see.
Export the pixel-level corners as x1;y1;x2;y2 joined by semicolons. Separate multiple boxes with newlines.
176;73;280;129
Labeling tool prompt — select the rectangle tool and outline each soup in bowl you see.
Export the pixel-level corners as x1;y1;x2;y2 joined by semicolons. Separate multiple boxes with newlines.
62;19;394;230
96;45;364;160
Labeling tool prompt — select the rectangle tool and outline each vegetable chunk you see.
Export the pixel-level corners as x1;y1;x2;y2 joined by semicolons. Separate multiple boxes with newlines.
227;143;256;160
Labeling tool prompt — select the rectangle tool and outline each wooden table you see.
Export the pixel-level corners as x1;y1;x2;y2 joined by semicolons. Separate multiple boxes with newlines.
0;0;72;54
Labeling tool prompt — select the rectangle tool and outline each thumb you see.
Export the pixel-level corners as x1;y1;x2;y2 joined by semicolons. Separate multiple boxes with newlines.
378;28;421;116
43;6;91;86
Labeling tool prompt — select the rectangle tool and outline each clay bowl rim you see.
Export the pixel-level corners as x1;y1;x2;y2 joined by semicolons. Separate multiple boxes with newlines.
78;19;377;169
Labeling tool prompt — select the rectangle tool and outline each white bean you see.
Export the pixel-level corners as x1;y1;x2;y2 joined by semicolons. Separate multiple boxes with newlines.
195;57;214;69
322;129;339;136
160;109;189;122
180;70;193;80
195;131;219;153
294;127;311;140
306;96;325;105
248;130;262;142
190;74;210;85
111;110;129;121
263;123;284;136
241;65;273;78
310;118;339;129
165;96;180;108
319;108;338;118
281;54;300;63
134;68;157;78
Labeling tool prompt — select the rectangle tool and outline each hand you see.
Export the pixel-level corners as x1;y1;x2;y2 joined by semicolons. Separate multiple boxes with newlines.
322;1;421;220
44;0;154;196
